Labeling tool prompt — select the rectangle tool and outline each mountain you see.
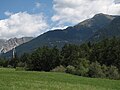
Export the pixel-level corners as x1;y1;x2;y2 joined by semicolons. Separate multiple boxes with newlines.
89;16;120;41
0;37;33;53
75;13;115;32
0;39;6;50
3;13;117;58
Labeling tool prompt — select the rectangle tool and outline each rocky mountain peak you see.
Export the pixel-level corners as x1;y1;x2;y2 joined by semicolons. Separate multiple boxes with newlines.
0;37;34;53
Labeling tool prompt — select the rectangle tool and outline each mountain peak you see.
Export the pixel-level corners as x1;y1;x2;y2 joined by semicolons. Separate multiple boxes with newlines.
89;16;120;42
93;13;115;20
93;13;105;17
75;13;115;31
0;37;34;53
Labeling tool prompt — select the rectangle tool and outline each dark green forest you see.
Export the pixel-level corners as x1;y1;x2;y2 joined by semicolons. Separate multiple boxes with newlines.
0;37;120;80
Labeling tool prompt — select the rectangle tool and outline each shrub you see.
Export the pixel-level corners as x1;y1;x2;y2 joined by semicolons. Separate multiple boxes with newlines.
107;66;120;80
88;61;105;78
51;65;66;72
7;65;13;68
0;59;8;67
15;67;25;71
75;65;89;76
101;64;108;78
17;62;25;67
75;58;89;76
66;65;76;74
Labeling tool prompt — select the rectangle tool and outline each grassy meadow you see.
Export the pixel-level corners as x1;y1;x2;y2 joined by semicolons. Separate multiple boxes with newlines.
0;68;120;90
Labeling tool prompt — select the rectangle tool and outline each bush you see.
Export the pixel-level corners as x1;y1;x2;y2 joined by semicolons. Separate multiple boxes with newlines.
66;65;76;74
88;61;105;78
51;65;66;72
75;65;89;76
101;64;108;78
75;58;89;76
107;66;120;80
15;67;25;71
7;65;13;68
0;59;8;67
17;62;25;67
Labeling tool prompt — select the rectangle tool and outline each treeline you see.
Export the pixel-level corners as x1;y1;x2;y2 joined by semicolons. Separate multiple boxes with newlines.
0;37;120;80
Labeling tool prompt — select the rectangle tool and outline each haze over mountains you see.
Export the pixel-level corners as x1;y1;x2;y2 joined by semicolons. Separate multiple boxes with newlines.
2;13;120;58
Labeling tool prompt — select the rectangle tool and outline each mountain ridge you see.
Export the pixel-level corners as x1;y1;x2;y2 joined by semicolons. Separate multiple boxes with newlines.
2;13;119;58
89;16;120;41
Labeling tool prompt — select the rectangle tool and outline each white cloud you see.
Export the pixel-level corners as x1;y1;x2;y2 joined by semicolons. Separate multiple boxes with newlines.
4;11;13;16
52;0;120;25
0;12;49;39
35;2;41;8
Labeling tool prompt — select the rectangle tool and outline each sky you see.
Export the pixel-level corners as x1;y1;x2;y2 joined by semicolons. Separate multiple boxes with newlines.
0;0;120;39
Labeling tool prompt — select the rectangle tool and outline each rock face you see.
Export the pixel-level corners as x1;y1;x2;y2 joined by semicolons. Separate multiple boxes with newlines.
0;37;33;53
0;39;6;48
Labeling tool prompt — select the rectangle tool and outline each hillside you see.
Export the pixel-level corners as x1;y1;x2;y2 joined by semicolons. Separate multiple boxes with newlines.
89;16;120;41
3;13;117;57
0;68;120;90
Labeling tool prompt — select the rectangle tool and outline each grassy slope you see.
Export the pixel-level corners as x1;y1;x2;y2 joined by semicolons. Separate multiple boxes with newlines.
0;68;120;90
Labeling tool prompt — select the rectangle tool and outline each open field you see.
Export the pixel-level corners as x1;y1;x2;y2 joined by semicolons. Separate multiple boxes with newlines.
0;68;120;90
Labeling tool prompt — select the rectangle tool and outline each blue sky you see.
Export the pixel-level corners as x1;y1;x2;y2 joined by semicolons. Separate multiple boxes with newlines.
0;0;120;39
0;0;53;19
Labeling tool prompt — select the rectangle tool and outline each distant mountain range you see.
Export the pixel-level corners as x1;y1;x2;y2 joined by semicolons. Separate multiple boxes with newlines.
0;37;33;53
2;13;120;58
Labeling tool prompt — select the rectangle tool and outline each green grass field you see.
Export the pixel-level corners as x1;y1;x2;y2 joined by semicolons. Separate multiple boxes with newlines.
0;68;120;90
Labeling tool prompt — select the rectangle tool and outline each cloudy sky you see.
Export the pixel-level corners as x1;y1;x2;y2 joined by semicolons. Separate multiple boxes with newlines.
0;0;120;39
